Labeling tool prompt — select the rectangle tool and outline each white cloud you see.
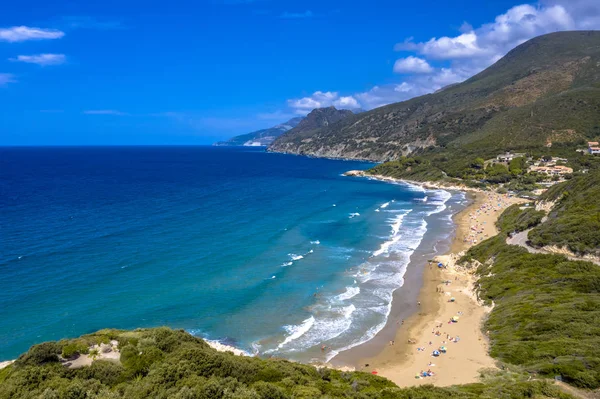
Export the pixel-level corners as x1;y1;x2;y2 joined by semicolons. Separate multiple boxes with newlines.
403;3;579;61
335;96;360;109
393;56;433;74
0;73;16;86
0;26;64;42
287;91;362;114
420;31;483;59
10;54;66;66
284;0;600;113
83;110;128;116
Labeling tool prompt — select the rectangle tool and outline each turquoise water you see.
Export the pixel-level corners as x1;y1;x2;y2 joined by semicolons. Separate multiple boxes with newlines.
0;146;463;362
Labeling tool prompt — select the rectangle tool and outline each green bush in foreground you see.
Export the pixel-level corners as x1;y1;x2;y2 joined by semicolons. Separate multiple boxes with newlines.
0;327;576;398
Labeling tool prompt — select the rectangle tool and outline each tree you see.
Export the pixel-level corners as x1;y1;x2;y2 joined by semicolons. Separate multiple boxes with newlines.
472;158;485;169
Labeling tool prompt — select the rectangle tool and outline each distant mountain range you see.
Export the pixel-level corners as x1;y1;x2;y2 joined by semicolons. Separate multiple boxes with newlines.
214;107;360;147
269;31;600;161
213;117;304;147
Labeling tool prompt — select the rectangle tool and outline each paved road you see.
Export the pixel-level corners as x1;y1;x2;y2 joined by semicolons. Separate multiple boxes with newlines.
507;229;600;265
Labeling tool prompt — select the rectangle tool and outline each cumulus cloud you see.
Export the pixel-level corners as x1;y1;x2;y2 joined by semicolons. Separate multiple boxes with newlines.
83;110;128;116
284;0;600;113
10;54;66;66
393;56;433;74
0;26;64;42
0;73;16;86
403;3;579;62
287;91;362;114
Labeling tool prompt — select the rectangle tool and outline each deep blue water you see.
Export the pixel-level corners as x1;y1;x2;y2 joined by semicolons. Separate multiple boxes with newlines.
0;146;462;361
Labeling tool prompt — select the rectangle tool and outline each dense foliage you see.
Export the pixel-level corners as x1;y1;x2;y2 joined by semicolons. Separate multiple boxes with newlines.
368;157;446;182
464;205;600;389
0;327;575;398
496;204;545;233
528;172;600;255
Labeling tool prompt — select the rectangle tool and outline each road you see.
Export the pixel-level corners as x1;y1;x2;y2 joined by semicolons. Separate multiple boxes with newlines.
507;229;600;266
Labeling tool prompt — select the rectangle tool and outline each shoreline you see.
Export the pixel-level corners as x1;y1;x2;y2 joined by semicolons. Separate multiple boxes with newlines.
333;171;524;386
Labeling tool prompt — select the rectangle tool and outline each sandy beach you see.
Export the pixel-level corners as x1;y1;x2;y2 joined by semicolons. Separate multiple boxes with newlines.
336;173;526;386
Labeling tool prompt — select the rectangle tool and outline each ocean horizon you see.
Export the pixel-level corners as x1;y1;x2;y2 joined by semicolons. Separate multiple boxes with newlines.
0;146;464;362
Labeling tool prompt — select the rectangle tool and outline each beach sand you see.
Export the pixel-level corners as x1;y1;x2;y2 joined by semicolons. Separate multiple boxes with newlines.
333;183;525;387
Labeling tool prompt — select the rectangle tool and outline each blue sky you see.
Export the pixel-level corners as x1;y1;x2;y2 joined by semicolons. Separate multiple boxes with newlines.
0;0;599;145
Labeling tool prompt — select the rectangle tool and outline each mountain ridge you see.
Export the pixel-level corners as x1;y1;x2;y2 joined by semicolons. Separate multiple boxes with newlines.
213;116;303;147
269;31;600;161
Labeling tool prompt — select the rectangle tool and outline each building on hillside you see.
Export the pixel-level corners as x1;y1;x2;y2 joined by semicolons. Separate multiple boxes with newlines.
528;165;573;176
496;152;526;162
589;142;600;155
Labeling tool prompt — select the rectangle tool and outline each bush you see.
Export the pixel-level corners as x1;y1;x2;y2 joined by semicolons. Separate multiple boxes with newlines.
16;342;60;366
61;342;90;359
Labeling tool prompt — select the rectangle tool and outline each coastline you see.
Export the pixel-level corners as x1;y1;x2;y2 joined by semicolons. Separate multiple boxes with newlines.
333;171;524;386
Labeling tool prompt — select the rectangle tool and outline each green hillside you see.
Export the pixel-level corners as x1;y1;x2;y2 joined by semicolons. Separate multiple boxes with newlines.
0;327;574;398
528;172;600;256
269;31;600;161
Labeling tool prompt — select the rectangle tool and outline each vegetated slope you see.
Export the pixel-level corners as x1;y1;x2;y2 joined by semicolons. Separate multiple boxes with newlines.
0;328;574;399
528;171;600;256
464;203;600;389
268;106;355;150
270;31;600;161
214;117;303;146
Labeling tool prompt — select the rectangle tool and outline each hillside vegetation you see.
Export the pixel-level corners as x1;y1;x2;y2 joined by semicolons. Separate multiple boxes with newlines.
270;31;600;161
527;172;600;256
462;183;600;389
0;327;576;399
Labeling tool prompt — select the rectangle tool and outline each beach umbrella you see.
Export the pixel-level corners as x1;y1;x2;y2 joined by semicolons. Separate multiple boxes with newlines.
452;316;459;322
432;350;440;357
450;297;456;302
439;346;447;353
371;371;378;375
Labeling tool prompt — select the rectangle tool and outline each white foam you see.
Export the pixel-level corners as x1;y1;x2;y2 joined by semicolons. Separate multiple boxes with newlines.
310;240;321;245
380;201;390;209
206;340;251;356
340;304;356;318
266;186;456;361
348;212;360;219
336;286;360;301
281;261;293;267
372;211;410;257
375;209;380;212
278;316;316;349
289;254;304;261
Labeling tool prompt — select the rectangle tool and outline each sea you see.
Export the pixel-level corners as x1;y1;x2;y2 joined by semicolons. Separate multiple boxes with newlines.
0;146;466;362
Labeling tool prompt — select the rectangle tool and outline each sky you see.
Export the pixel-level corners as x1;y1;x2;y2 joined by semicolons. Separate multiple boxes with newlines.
1;0;599;145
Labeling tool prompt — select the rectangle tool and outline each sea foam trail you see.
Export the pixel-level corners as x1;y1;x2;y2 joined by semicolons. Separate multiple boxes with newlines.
277;316;316;349
371;210;410;257
326;186;452;361
263;185;454;362
336;286;360;301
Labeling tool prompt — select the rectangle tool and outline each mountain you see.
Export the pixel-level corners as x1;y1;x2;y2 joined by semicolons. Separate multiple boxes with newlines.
213;117;303;147
269;31;600;161
269;106;355;148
